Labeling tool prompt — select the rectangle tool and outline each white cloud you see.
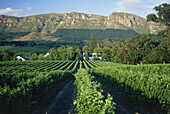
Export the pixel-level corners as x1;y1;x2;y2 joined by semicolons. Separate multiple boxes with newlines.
151;0;170;6
26;7;31;10
113;0;170;18
0;8;24;16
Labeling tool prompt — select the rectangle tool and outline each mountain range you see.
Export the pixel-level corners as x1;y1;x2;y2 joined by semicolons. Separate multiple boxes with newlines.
0;12;166;41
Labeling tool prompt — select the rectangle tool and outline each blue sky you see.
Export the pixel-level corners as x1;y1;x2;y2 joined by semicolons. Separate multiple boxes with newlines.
0;0;169;18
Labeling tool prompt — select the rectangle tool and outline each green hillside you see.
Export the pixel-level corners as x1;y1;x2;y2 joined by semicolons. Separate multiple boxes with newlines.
51;29;139;41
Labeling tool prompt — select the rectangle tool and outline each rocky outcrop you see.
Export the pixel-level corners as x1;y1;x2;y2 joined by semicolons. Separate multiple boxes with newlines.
147;21;166;34
0;12;166;40
106;12;149;33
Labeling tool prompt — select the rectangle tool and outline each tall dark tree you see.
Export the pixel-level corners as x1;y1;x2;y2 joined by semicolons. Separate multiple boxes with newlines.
147;3;170;51
90;33;97;53
154;3;170;51
146;14;158;22
146;3;170;28
2;53;10;61
85;52;89;61
154;3;170;25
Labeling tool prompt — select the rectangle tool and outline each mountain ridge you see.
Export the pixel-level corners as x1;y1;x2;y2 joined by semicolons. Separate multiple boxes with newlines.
0;12;166;41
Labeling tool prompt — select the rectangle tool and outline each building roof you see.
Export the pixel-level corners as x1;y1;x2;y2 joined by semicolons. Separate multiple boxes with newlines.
17;56;29;60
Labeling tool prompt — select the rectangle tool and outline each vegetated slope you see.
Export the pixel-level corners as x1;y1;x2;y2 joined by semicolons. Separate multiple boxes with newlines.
51;29;138;41
0;46;49;53
0;12;166;41
90;63;170;113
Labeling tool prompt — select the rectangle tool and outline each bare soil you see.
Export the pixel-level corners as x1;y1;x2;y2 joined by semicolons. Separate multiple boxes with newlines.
32;79;76;114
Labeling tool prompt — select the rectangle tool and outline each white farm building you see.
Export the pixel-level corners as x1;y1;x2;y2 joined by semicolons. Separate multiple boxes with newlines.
16;56;29;61
83;53;102;61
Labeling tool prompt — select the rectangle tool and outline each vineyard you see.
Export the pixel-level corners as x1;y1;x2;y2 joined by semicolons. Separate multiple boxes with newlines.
0;60;99;113
0;61;170;113
90;64;170;113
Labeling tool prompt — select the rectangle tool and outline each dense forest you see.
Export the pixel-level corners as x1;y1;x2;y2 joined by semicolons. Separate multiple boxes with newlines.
51;29;139;41
0;32;30;40
0;40;86;49
0;29;139;42
95;34;169;64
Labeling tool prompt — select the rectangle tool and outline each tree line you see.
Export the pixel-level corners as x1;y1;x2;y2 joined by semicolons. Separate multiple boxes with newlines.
81;34;169;64
81;3;169;64
1;33;169;64
0;45;84;61
29;45;83;61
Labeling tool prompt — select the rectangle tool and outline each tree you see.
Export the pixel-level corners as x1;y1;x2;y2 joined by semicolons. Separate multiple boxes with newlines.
147;3;170;51
45;55;53;61
102;38;113;48
1;48;8;54
94;48;100;53
83;45;89;53
144;40;170;64
30;53;38;60
85;52;89;61
38;54;44;60
76;52;83;61
55;54;60;60
12;53;18;61
48;48;57;60
154;3;170;25
104;38;112;42
101;48;111;61
67;47;76;60
90;33;97;53
2;53;10;61
146;14;158;22
62;53;67;60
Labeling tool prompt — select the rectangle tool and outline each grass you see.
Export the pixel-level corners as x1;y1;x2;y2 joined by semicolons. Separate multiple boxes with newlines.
0;46;13;50
94;61;125;67
0;46;48;53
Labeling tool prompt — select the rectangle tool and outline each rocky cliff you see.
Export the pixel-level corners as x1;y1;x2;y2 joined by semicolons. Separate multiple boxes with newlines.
0;12;166;41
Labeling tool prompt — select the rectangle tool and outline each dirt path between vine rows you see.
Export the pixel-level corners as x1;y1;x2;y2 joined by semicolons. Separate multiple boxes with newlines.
32;79;76;114
31;75;164;114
